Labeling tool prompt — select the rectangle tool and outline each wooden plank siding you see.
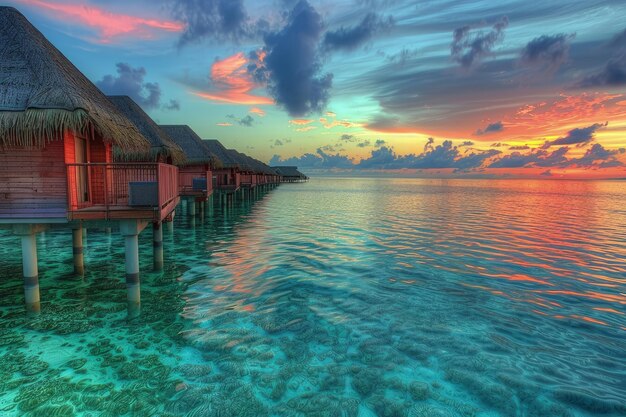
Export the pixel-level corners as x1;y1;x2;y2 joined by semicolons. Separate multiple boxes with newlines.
179;165;212;199
0;138;68;219
88;139;110;205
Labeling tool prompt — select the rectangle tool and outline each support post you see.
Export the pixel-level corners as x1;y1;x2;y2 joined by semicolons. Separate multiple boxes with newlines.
72;227;84;275
181;198;187;216
120;220;148;318
153;222;163;271
124;233;140;318
21;232;40;313
189;198;197;216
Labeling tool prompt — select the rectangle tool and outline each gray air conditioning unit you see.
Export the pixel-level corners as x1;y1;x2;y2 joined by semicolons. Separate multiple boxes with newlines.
128;181;159;206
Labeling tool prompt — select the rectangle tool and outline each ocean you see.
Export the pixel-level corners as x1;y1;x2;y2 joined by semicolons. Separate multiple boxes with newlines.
0;177;625;416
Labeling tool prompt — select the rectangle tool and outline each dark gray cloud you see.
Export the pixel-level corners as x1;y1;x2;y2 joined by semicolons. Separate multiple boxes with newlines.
238;115;255;127
272;138;623;171
568;143;625;168
171;0;251;45
365;114;403;132
323;13;394;52
520;33;575;71
357;56;524;135
541;122;607;148
269;147;353;168
424;137;435;152
357;146;399;169
488;145;623;169
163;99;181;111
453;149;502;172
357;140;371;148
509;145;530;150
225;114;256;126
576;55;626;88
451;16;508;68
610;28;626;47
274;139;284;146
251;0;332;116
460;140;474;147
475;121;504;135
340;134;356;141
97;63;161;109
489;147;569;168
374;139;386;147
540;169;553;176
357;140;500;171
490;142;508;147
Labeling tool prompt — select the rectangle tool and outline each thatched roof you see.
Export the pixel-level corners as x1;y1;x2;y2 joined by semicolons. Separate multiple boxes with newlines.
108;96;185;164
159;125;220;166
241;153;276;175
272;166;308;178
0;7;149;151
203;139;240;168
227;149;255;172
256;160;279;175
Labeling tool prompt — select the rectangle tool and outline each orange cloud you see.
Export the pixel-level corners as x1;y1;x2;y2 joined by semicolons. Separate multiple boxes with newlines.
505;93;626;137
193;52;273;105
289;119;314;125
297;126;317;132
16;0;184;43
216;122;233;127
320;118;361;129
249;107;266;117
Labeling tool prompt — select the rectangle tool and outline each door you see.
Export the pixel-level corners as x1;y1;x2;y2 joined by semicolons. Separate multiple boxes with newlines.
75;137;89;203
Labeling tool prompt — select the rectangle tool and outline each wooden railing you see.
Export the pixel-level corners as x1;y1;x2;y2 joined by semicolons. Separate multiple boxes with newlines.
178;168;212;196
66;163;178;215
157;163;179;208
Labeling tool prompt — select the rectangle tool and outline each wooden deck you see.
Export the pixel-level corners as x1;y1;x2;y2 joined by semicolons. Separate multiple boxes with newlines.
215;184;240;193
66;163;179;222
69;196;179;222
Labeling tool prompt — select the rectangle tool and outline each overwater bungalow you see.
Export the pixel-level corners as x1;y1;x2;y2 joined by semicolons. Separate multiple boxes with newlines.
203;139;242;192
272;166;309;183
107;95;186;270
108;96;185;166
160;125;220;214
253;159;281;186
238;153;278;187
0;6;180;312
228;150;257;189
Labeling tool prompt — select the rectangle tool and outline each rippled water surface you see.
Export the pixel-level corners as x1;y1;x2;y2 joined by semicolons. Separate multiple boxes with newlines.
1;177;625;416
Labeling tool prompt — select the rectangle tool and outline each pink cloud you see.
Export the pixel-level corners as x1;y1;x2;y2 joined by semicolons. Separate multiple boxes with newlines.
16;0;184;43
289;119;314;126
193;53;273;105
320;117;361;129
250;107;266;117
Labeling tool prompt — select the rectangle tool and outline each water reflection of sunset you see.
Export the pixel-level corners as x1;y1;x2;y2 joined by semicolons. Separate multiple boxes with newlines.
371;178;626;331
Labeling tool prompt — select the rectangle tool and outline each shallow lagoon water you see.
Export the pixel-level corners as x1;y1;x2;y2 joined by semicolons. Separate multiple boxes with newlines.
0;177;625;416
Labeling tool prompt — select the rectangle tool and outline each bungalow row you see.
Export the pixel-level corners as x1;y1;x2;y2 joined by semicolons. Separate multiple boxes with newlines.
273;166;310;183
0;7;304;314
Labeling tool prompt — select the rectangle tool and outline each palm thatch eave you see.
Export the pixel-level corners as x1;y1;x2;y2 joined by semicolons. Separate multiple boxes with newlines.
107;95;186;164
0;107;150;152
0;6;150;152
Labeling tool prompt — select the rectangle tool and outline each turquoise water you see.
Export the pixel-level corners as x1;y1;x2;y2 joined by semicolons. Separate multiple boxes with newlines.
0;177;625;417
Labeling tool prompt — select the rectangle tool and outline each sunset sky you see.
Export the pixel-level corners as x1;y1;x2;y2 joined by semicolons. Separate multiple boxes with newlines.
8;0;626;178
